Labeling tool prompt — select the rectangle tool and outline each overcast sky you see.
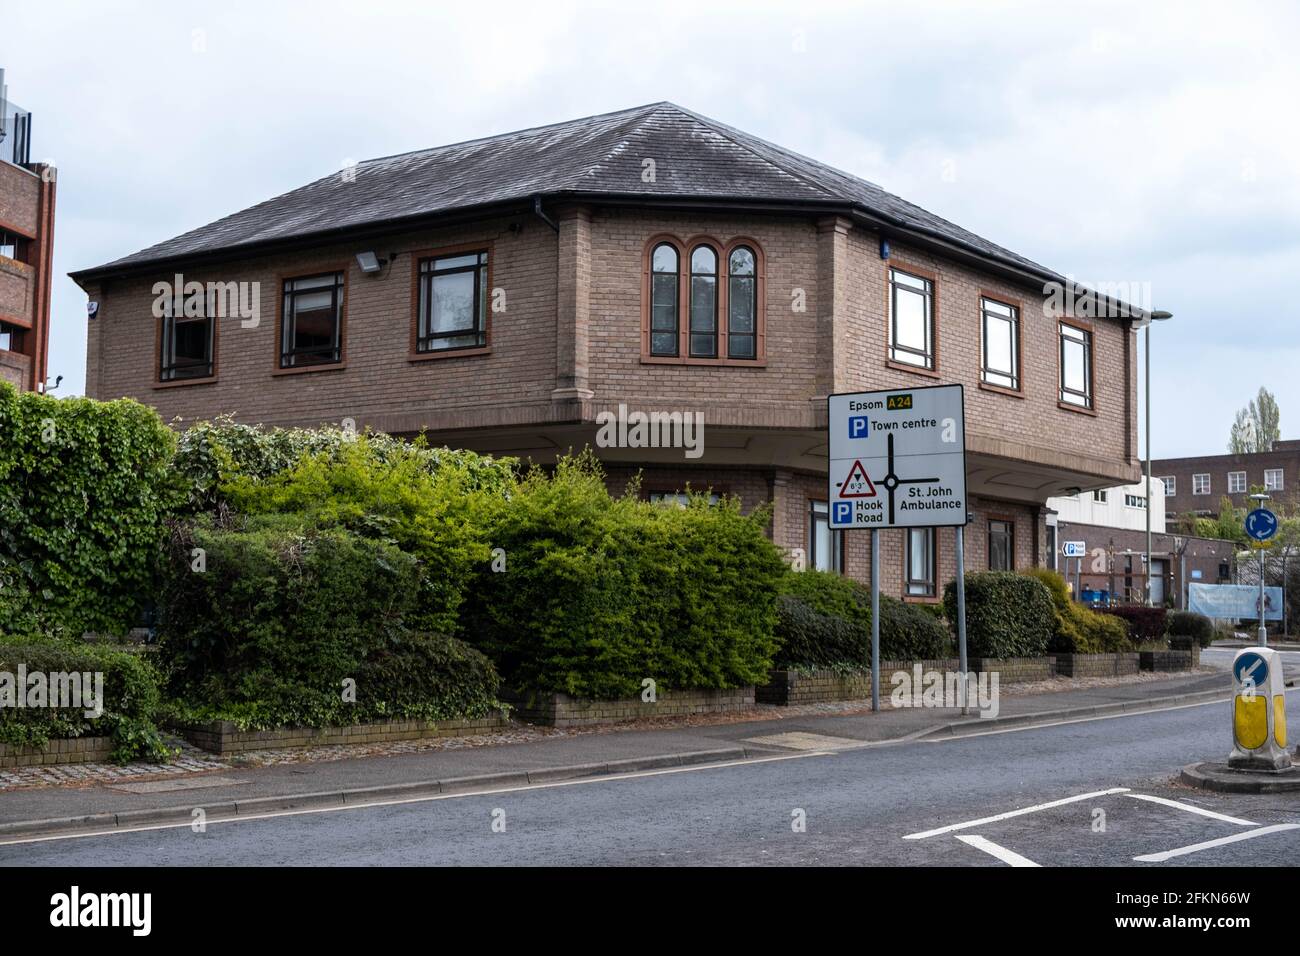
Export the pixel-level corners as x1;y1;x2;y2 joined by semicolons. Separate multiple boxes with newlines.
4;0;1297;457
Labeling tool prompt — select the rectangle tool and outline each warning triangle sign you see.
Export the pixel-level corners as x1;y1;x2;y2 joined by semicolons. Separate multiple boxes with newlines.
839;460;877;498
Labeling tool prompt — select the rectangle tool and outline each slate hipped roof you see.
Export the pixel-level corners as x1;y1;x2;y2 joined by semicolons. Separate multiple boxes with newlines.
73;102;1069;288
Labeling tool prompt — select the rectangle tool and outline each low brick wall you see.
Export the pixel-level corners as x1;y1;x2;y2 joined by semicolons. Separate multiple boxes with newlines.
758;657;1056;705
1054;652;1141;678
0;736;114;768
180;712;511;756
508;688;754;727
1140;646;1201;672
966;657;1056;682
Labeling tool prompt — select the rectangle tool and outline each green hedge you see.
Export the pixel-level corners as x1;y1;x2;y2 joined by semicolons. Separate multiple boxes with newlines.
460;454;787;698
1167;610;1215;648
773;571;950;668
0;638;170;763
157;519;500;729
1021;568;1131;653
943;571;1054;658
0;383;178;635
1101;605;1168;642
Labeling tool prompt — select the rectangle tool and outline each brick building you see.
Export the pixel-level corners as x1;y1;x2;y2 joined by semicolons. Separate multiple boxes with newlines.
72;102;1146;600
0;72;57;393
1153;440;1300;518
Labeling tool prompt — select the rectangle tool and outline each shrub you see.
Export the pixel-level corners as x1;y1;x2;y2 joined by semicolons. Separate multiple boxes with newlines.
0;383;179;635
222;435;508;634
156;518;500;728
943;572;1054;658
1101;605;1168;642
460;453;787;698
773;595;870;669
0;638;170;763
1167;610;1215;648
173;416;514;514
773;573;949;667
1021;568;1131;654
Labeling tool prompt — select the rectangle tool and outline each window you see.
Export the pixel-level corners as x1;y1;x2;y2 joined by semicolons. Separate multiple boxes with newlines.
1159;476;1176;496
988;519;1014;571
0;229;29;264
1227;471;1247;494
1059;323;1092;408
1192;473;1211;496
649;243;679;357
906;528;937;597
727;247;757;360
280;272;343;368
809;500;844;573
0;322;19;352
1092;489;1108;503
889;268;934;369
416;250;488;353
688;245;718;358
1265;469;1284;491
159;309;214;382
980;296;1019;390
1125;494;1147;508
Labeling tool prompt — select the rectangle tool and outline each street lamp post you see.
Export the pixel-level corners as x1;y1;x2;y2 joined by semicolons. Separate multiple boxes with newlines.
1144;310;1173;607
1250;491;1270;645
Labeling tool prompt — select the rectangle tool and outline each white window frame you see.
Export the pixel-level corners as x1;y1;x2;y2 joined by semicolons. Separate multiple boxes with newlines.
1227;471;1247;494
1265;468;1284;491
1159;476;1175;496
1192;473;1211;496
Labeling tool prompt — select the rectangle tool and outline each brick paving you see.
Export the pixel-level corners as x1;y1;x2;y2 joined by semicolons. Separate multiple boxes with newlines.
0;668;1214;793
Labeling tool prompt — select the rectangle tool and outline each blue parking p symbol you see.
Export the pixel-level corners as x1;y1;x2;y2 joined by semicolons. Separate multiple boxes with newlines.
849;416;869;439
832;501;853;525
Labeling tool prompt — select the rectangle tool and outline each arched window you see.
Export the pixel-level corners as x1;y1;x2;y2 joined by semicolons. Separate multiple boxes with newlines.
689;244;718;358
650;243;679;357
727;246;756;360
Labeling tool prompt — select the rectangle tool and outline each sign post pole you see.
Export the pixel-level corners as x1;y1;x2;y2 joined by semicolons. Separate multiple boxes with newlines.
956;521;968;716
1245;497;1277;646
1260;546;1267;647
870;529;880;713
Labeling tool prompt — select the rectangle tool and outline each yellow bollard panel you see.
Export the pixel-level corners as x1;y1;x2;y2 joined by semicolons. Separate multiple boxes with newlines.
1228;647;1291;772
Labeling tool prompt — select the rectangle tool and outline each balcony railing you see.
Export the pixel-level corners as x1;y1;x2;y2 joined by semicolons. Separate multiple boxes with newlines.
0;96;32;168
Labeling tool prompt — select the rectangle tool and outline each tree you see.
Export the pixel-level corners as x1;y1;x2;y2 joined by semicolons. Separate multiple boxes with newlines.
1228;387;1280;453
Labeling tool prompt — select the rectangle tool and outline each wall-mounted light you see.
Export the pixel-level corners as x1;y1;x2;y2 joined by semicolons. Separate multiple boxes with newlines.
880;238;891;260
356;251;383;274
86;301;100;320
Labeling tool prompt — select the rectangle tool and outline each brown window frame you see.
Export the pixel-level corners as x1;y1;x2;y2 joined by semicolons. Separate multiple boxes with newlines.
978;291;1023;396
409;242;493;361
885;262;939;377
1057;319;1096;414
904;526;939;600
275;267;348;374
155;300;218;388
987;516;1016;571
808;498;845;574
641;234;766;366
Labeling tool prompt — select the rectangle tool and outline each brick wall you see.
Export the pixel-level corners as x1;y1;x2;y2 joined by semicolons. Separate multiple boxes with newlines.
181;714;510;756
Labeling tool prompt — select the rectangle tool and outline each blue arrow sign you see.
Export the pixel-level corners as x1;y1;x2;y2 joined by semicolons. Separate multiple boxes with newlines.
1246;508;1278;541
1234;651;1268;687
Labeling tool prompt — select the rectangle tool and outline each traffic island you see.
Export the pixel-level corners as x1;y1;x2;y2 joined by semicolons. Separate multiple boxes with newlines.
1180;761;1300;793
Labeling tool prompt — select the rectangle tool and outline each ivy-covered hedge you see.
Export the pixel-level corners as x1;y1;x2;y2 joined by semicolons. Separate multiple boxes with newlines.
0;638;170;763
943;571;1055;658
460;454;787;698
773;570;950;668
0;383;179;636
157;518;501;729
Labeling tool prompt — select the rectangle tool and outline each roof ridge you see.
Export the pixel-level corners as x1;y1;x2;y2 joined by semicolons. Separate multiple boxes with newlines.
358;101;670;168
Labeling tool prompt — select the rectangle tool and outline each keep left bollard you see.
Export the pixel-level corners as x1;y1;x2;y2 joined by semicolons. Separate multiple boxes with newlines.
1228;646;1290;771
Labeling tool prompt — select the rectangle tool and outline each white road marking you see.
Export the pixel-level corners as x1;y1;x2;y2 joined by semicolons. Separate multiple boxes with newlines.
1133;823;1300;863
955;834;1040;867
0;750;831;847
922;697;1230;743
1123;793;1256;826
903;787;1130;840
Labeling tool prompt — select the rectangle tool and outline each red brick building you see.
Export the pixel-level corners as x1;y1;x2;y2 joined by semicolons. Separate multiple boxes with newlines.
1154;440;1300;518
72;103;1145;600
0;74;56;393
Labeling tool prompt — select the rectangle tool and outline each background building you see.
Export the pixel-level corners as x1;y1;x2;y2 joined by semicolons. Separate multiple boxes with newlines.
0;69;56;393
1153;440;1300;518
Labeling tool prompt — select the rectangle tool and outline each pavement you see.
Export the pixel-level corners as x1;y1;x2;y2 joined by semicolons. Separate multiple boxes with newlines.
6;681;1300;866
0;666;1234;841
